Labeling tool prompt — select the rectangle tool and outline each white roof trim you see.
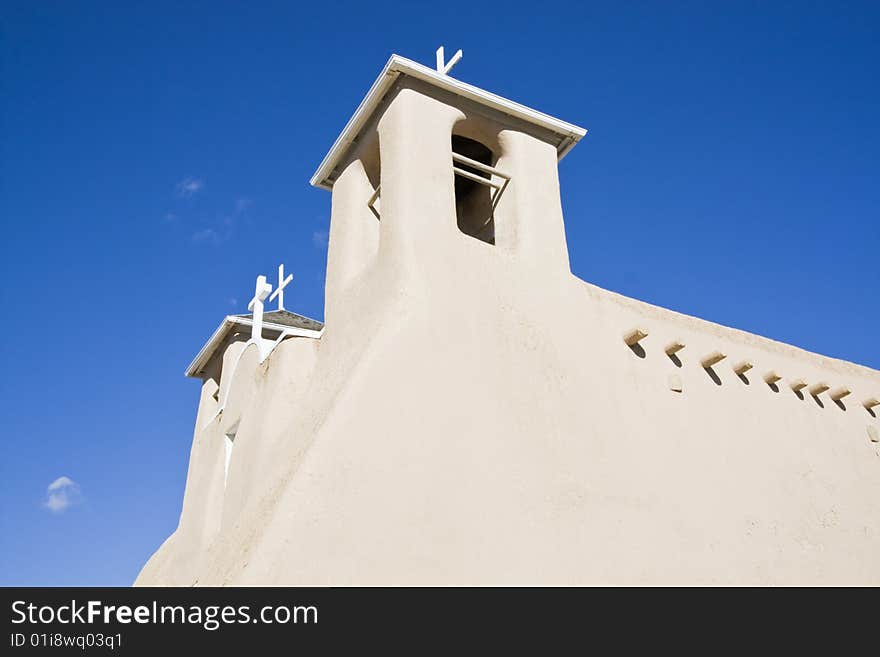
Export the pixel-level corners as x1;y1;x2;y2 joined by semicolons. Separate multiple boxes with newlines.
310;54;587;190
185;315;323;378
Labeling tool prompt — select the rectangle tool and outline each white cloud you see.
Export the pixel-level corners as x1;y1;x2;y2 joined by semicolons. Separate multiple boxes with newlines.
190;199;251;246
44;476;82;513
192;228;220;244
176;177;204;197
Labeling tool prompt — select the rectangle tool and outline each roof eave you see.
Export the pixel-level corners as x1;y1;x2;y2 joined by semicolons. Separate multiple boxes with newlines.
184;316;323;379
309;54;587;191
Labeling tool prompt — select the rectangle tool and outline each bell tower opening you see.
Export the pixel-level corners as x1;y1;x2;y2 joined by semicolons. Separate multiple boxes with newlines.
452;135;495;245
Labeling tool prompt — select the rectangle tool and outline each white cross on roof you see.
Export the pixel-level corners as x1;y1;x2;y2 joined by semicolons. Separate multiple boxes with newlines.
435;46;462;75
247;274;273;343
268;264;293;311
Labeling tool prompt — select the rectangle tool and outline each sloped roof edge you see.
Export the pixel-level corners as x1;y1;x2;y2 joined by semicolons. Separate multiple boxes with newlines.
185;314;323;379
310;54;587;190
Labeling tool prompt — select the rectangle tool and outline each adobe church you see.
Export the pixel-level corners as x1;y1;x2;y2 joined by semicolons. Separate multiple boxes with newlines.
137;51;880;585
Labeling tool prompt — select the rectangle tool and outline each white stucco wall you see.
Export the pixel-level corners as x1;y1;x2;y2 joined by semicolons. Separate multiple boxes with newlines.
137;80;880;586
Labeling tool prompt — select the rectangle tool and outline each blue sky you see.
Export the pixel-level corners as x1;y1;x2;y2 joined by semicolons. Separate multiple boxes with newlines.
1;1;877;585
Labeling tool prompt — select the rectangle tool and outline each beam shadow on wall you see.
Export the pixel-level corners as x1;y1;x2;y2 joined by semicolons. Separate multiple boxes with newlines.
665;342;685;368
790;380;807;400
734;361;753;385
700;352;725;386
623;329;648;359
702;367;722;386
809;383;829;408
830;387;850;412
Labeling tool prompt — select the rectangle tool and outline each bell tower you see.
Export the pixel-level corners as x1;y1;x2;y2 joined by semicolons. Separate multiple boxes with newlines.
311;51;586;324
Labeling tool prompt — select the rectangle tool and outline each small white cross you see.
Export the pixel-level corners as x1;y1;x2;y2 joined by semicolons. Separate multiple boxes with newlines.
247;274;273;342
435;46;463;75
268;263;293;311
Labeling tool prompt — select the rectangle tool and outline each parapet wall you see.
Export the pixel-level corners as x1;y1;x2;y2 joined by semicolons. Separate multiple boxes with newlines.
137;231;880;585
590;279;879;427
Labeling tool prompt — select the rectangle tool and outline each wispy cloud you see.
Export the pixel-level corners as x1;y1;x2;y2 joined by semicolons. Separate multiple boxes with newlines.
176;177;204;197
312;229;329;248
191;197;252;246
44;476;82;513
192;228;221;244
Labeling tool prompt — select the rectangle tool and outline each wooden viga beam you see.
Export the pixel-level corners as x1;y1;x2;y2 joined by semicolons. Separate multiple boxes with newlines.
790;379;808;394
665;341;685;357
808;382;830;397
763;371;782;385
829;387;851;402
700;351;726;369
623;328;648;347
